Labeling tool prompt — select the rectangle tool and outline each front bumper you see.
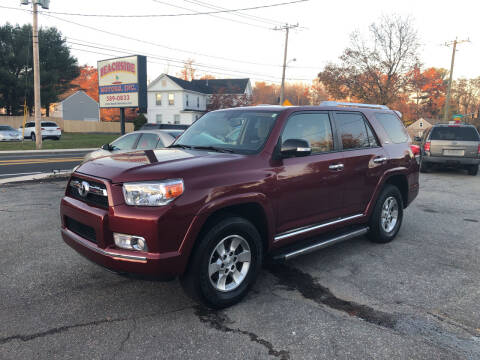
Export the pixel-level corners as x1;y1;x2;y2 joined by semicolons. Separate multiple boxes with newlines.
422;155;479;166
60;191;190;277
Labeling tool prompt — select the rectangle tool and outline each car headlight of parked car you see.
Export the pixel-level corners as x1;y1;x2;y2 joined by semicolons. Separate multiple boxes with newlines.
122;179;184;206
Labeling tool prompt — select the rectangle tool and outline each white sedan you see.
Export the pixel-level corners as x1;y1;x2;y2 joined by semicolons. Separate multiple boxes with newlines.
0;125;23;141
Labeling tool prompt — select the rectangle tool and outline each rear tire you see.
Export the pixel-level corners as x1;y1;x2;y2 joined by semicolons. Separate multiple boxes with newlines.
468;164;478;176
367;185;404;243
31;133;36;142
420;159;430;173
180;216;263;309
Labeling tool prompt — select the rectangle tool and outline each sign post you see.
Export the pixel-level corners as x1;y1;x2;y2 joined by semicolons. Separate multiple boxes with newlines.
97;55;147;134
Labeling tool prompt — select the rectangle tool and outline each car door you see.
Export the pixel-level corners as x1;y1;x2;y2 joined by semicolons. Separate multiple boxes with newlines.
274;111;346;236
332;111;388;215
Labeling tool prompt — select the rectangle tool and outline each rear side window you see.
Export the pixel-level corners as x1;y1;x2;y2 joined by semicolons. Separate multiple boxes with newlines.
282;112;334;153
375;113;408;143
110;133;139;151
41;122;58;127
335;112;372;149
136;133;160;150
429;127;480;141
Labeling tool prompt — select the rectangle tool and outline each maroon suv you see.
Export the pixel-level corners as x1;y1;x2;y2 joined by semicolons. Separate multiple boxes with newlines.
61;102;419;308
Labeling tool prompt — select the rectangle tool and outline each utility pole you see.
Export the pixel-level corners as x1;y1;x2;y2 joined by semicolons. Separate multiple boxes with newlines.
32;1;42;149
274;23;298;105
21;0;50;149
443;38;470;122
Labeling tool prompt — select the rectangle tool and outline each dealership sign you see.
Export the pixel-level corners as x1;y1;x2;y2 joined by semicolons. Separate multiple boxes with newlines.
97;55;147;111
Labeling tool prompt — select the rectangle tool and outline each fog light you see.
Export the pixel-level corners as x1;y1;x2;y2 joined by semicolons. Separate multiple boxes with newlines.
113;233;148;251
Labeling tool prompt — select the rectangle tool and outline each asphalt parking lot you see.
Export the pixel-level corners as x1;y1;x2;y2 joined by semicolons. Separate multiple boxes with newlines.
1;170;479;359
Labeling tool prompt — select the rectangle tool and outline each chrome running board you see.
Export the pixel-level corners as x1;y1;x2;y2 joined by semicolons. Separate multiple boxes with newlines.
272;226;369;261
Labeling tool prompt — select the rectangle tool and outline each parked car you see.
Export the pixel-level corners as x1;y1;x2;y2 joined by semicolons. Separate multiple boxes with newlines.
61;102;419;308
420;123;480;175
19;121;62;141
0;125;23;141
83;130;176;162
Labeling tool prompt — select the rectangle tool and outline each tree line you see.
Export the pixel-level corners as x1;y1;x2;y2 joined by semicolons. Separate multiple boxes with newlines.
2;17;480;126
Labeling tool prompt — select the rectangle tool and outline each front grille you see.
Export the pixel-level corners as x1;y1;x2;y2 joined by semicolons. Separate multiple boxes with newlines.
65;216;97;243
67;176;109;209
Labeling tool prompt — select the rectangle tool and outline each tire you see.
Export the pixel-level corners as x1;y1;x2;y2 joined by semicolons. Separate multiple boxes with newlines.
367;185;404;243
55;136;61;141
468;164;479;176
180;216;263;309
420;159;430;173
31;132;36;142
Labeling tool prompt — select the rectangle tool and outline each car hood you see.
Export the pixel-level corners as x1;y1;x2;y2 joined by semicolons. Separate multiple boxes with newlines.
75;148;245;183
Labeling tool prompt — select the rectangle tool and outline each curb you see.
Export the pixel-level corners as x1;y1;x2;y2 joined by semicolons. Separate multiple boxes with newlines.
0;170;72;185
0;148;95;155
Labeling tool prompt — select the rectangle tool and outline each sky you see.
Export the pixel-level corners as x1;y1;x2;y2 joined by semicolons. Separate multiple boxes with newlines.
1;0;479;85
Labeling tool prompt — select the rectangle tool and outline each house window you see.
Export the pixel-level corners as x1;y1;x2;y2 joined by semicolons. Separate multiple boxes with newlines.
155;93;162;105
186;95;189;107
174;114;180;124
168;93;174;105
197;96;200;108
156;114;162;123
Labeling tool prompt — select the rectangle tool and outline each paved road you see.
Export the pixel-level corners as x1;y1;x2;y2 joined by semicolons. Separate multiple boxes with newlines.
0;151;90;179
0;170;479;359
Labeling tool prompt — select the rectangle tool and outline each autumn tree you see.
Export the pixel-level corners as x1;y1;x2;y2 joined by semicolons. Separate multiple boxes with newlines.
409;66;447;118
207;90;251;111
178;58;196;81
318;15;420;105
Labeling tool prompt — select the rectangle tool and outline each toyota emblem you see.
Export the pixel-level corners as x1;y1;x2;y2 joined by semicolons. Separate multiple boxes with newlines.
78;181;90;197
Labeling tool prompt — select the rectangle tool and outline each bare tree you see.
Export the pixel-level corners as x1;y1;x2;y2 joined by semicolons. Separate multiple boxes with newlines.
318;15;420;105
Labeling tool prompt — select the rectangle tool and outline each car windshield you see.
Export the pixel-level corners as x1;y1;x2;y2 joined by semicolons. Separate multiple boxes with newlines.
430;126;480;141
0;126;15;131
173;110;280;154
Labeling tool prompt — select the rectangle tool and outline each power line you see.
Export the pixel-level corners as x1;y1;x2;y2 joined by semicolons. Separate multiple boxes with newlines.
66;38;311;81
151;0;270;30
181;0;284;27
0;1;309;18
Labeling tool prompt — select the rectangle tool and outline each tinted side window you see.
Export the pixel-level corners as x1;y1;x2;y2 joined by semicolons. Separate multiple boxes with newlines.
375;113;408;143
365;123;379;147
136;133;160;150
335;112;370;149
430;127;480;141
110;133;139;151
26;122;34;128
282;112;334;153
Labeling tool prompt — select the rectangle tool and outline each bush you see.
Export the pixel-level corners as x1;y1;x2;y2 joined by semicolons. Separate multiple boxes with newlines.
133;113;147;130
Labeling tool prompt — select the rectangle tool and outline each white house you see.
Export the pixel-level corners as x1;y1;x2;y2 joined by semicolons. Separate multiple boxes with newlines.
147;74;252;125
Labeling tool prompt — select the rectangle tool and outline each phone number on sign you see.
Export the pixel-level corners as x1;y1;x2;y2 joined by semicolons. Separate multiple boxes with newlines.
106;95;130;101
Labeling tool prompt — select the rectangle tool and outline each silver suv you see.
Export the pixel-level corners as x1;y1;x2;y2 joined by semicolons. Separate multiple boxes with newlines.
420;124;480;175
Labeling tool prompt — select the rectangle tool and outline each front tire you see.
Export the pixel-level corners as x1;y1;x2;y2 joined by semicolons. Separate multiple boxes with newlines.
181;216;263;309
467;164;478;176
420;159;430;173
31;133;36;142
368;185;404;243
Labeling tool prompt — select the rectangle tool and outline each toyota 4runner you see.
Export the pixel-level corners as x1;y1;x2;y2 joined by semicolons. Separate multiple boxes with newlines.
60;102;419;308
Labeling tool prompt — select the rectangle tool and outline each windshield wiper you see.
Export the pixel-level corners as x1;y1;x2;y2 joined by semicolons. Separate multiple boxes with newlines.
191;146;235;153
169;144;194;149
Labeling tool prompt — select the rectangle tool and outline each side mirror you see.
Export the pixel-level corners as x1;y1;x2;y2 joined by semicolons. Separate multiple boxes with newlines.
281;139;311;157
101;143;111;151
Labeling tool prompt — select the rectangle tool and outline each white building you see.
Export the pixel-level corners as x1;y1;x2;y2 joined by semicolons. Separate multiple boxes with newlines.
147;74;252;125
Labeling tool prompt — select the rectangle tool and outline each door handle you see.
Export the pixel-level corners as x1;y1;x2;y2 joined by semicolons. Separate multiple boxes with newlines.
373;157;387;164
329;163;344;171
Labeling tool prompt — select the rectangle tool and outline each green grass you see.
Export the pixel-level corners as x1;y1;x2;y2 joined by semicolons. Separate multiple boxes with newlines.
0;133;120;151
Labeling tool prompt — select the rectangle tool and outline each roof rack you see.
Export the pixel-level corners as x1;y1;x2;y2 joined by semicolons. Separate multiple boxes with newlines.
320;101;390;110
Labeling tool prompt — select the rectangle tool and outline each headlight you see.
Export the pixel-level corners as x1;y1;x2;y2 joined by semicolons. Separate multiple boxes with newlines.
122;179;184;206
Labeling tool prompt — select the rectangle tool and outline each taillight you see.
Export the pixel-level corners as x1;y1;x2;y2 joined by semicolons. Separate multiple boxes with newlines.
57;127;61;130
410;144;420;156
424;141;431;152
41;127;45;130
477;144;480;155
